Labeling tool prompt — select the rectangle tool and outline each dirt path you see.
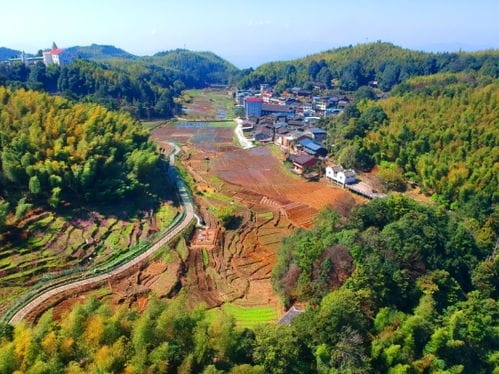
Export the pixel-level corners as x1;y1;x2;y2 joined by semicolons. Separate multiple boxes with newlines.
8;144;194;325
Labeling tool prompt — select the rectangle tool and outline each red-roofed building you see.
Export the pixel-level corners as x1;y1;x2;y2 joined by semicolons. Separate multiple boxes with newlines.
42;42;73;66
288;154;318;174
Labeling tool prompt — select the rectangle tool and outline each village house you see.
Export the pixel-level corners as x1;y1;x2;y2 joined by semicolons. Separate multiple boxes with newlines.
310;127;328;143
288;154;318;175
253;124;274;143
287;118;306;130
325;165;357;185
297;137;328;158
277;129;310;149
261;103;295;117
241;119;256;131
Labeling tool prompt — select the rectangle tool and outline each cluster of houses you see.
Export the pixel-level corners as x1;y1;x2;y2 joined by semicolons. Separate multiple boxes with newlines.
238;85;359;186
237;84;349;119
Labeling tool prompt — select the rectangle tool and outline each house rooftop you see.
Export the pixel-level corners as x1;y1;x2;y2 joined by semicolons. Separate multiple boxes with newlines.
289;153;317;167
262;103;294;113
344;169;356;178
298;137;325;152
245;97;263;103
310;127;327;134
277;306;304;325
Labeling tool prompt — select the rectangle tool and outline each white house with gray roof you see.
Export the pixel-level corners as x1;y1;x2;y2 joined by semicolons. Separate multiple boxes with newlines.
325;165;357;185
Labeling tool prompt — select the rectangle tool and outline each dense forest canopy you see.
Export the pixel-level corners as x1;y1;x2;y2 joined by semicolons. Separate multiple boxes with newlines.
0;59;178;119
0;48;239;119
271;196;497;373
0;86;160;224
322;72;498;241
237;42;499;92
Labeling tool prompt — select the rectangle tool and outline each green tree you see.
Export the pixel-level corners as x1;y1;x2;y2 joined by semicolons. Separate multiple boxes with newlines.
253;325;313;374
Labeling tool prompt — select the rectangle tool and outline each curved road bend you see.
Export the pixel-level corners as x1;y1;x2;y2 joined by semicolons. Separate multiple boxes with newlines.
9;143;194;325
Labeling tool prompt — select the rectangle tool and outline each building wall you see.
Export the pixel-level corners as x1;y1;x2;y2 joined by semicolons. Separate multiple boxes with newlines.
325;167;356;185
245;101;262;118
42;52;53;65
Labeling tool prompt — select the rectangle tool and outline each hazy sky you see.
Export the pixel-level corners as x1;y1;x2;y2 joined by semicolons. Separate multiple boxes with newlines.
2;0;498;68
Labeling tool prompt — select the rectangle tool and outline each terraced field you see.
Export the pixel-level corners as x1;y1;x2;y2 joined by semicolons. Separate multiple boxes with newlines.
0;203;178;314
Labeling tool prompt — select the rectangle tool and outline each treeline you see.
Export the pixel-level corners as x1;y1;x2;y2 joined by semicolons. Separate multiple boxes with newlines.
1;197;496;373
0;49;239;119
238;42;499;92
0;294;311;374
0;59;178;119
272;196;497;373
0;87;161;224
323;72;498;236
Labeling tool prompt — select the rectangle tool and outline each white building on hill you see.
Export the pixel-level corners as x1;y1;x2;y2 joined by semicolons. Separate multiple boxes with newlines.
325;165;357;185
42;42;73;66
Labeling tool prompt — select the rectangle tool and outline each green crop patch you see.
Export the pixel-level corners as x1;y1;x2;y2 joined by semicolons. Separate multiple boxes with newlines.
206;303;278;329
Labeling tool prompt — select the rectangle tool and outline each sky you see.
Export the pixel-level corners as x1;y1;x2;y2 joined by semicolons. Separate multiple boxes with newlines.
2;0;498;68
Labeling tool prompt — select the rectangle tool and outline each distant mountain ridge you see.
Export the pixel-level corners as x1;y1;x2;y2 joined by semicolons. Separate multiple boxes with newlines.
64;44;136;60
0;47;23;60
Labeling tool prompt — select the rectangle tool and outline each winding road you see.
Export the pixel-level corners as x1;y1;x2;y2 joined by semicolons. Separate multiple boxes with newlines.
8;143;194;325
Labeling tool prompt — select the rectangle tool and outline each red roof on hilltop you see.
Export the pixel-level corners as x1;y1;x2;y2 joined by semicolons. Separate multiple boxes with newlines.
51;48;63;55
245;97;263;103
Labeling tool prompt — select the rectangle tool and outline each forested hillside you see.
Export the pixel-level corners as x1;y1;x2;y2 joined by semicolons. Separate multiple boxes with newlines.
1;197;496;373
238;42;498;92
147;49;240;87
0;86;160;223
272;196;497;373
0;48;239;119
64;44;136;60
0;42;497;373
323;73;498;242
0;47;22;61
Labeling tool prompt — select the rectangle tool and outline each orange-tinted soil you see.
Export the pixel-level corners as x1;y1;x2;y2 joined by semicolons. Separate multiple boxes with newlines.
35;117;363;322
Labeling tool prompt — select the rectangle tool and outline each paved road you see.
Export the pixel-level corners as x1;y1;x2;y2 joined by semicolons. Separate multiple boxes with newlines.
8;143;194;325
234;118;254;149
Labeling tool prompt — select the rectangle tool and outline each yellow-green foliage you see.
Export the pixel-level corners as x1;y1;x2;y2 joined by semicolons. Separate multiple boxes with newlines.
0;86;159;208
155;203;178;231
175;237;189;262
365;73;498;222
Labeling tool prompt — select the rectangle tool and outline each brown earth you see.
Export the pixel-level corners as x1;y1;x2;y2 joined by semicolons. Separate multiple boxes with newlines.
27;113;363;322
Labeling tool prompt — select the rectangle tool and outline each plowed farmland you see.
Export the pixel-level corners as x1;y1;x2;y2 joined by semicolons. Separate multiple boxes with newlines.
23;89;362;325
211;147;358;226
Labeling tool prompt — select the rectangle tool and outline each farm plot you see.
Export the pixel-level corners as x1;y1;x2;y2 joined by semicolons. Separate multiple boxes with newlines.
211;147;357;227
180;89;235;121
205;303;279;328
151;122;236;152
0;202;178;314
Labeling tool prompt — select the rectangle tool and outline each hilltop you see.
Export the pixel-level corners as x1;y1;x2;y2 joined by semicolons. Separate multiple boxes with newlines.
0;47;22;60
238;41;499;91
64;43;136;60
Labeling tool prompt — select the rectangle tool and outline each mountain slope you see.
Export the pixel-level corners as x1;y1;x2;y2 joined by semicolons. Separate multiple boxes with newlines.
64;43;136;60
147;49;239;86
0;47;22;61
238;41;499;91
